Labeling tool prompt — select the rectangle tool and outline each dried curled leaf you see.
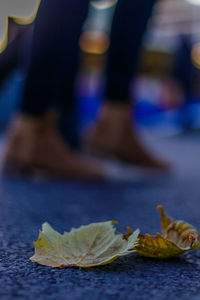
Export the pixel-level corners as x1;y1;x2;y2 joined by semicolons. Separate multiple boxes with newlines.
123;226;133;241
30;222;139;268
135;233;185;258
157;205;200;250
135;205;200;258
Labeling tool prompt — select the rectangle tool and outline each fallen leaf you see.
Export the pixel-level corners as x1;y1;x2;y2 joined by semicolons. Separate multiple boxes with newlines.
135;205;200;258
123;226;133;241
30;221;139;268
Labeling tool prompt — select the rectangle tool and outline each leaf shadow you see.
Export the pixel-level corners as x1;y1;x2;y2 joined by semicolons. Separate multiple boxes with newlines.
81;254;197;274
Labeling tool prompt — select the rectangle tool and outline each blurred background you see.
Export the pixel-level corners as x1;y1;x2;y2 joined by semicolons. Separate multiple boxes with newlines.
0;0;200;136
1;2;200;296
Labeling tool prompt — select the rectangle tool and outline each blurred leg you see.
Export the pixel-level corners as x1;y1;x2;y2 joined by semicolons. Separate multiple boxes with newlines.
105;0;157;102
20;0;90;116
85;0;170;170
20;0;61;115
3;0;105;180
57;0;90;147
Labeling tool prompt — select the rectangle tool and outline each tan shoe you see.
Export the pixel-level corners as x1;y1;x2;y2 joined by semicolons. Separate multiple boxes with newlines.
3;112;105;180
84;103;170;171
3;114;40;174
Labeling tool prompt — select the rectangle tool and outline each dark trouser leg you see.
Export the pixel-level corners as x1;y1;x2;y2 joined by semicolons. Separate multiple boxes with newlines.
20;0;61;116
105;0;157;102
20;0;89;117
56;0;90;147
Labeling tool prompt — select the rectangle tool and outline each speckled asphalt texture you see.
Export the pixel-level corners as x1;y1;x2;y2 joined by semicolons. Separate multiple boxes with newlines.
0;133;200;300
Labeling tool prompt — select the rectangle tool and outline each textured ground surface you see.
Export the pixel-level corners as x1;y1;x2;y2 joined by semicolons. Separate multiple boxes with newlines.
0;133;200;300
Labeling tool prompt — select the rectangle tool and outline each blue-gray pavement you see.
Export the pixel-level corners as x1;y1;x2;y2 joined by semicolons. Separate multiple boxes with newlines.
0;133;200;300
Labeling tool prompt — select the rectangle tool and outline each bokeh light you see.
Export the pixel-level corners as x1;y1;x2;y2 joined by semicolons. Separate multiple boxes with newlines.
79;30;110;55
185;0;200;5
91;0;117;10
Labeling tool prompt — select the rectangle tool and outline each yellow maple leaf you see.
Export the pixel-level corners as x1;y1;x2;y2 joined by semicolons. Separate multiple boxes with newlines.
30;222;139;268
134;205;200;259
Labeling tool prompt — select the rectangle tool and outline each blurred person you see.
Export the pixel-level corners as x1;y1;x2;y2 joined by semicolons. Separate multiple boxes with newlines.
161;36;193;111
161;36;197;130
3;0;169;180
170;36;196;130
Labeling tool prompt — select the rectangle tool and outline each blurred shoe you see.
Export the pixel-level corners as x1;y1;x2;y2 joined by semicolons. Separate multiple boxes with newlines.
3;111;105;180
2;114;40;174
84;103;170;171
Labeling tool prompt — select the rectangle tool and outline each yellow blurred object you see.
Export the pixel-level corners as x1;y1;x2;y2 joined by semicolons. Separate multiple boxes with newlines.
0;0;41;53
191;42;200;69
79;30;110;55
11;0;41;25
0;17;8;53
